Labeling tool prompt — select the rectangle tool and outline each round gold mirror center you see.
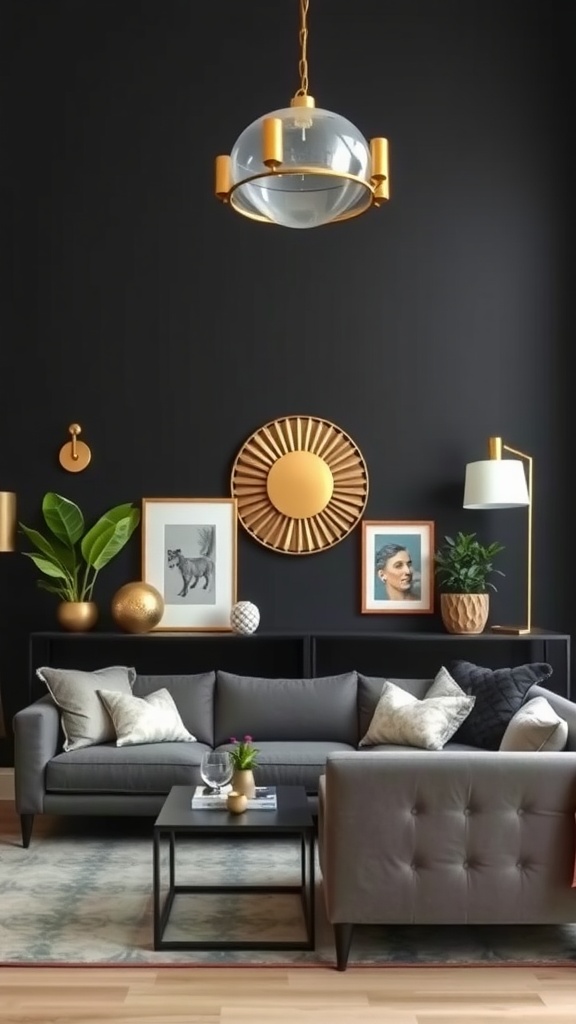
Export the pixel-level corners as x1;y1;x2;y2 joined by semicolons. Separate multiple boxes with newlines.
267;451;334;519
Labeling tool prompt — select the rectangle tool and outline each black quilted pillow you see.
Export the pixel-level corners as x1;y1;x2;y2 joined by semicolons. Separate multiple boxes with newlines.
449;660;553;750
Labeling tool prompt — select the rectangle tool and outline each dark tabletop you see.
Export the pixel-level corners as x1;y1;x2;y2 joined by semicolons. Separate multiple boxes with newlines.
154;784;314;833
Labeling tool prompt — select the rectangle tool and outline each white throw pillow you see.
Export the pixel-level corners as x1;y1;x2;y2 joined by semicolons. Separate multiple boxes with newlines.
37;665;136;751
499;696;568;752
359;678;475;751
97;687;197;747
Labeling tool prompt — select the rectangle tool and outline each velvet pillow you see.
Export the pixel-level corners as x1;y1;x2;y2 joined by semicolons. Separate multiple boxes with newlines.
449;660;553;750
37;665;136;751
97;688;197;747
499;696;568;752
359;678;475;751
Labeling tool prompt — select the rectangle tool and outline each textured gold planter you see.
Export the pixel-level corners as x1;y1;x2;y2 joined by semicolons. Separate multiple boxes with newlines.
56;601;98;632
440;593;489;635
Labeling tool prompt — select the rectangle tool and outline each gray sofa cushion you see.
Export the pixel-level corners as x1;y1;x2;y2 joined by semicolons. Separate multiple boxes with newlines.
133;673;215;745
46;740;212;794
214;671;358;745
357;675;432;739
215;739;355;792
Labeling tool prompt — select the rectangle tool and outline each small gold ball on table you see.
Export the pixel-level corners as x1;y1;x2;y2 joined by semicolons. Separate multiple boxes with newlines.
227;791;248;814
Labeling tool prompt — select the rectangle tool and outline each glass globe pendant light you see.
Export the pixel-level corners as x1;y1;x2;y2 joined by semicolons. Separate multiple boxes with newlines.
214;0;389;229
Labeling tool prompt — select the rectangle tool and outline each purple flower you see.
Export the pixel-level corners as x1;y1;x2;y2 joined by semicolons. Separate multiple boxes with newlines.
229;736;237;744
244;734;253;743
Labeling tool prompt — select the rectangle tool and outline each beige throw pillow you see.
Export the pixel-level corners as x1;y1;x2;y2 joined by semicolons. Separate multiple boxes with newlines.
499;696;568;752
97;687;196;747
37;665;136;752
359;676;475;751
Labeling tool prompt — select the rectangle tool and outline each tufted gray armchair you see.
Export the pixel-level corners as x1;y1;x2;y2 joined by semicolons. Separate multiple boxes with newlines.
318;685;576;970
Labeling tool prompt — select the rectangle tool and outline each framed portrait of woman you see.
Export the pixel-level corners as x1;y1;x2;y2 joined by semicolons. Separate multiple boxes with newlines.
361;520;435;614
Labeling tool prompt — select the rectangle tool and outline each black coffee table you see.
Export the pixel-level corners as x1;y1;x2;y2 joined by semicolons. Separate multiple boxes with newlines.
153;784;315;951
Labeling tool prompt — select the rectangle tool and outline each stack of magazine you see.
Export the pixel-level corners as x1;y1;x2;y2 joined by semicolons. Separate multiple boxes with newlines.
191;785;278;810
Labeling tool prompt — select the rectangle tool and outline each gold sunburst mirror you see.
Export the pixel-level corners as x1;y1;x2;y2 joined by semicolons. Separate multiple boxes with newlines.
231;415;369;554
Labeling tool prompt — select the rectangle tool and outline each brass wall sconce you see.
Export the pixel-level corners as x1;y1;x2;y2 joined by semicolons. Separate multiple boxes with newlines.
463;436;533;633
59;423;92;473
0;491;17;552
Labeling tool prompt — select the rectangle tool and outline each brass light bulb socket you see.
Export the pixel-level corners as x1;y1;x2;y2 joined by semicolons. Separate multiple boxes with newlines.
215;155;231;201
370;137;389;183
262;117;283;169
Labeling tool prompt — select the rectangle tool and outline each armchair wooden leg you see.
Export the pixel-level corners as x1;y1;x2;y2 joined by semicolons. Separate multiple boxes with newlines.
334;923;354;971
20;814;34;848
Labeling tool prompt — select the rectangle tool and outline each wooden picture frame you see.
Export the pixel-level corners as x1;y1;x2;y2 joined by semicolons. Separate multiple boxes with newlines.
361;520;435;614
142;498;237;631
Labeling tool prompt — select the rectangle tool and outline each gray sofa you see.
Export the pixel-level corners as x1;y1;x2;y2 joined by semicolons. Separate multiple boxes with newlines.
14;668;364;846
318;682;576;969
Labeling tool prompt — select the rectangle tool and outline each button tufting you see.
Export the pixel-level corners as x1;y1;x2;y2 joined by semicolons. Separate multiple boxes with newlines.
463;861;469;869
464;808;471;816
411;808;418;816
517;808;524;815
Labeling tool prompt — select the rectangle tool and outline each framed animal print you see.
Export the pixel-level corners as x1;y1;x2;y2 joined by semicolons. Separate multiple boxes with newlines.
141;498;237;631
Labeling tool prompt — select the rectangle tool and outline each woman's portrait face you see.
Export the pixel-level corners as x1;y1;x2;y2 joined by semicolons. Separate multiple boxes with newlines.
377;548;413;595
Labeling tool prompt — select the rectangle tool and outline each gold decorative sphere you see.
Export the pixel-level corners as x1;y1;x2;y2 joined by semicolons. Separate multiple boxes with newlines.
111;581;164;633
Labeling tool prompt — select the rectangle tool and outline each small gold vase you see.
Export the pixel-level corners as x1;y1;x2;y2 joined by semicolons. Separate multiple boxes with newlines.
232;769;256;798
56;601;98;632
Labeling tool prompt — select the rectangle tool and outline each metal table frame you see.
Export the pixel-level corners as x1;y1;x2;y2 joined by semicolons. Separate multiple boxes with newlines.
152;786;315;951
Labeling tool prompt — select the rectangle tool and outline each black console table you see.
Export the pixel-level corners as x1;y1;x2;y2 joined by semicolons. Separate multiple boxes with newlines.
28;628;572;702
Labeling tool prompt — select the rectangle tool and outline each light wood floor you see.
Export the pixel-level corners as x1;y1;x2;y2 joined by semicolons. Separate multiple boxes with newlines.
1;803;575;1023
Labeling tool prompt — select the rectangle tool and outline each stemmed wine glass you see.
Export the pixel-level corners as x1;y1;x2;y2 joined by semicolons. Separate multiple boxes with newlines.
200;751;234;795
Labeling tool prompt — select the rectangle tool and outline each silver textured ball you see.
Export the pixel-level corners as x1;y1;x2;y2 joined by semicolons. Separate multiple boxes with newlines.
230;600;260;635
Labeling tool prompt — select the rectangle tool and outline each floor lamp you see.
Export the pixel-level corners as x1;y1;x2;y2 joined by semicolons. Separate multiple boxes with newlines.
463;437;532;634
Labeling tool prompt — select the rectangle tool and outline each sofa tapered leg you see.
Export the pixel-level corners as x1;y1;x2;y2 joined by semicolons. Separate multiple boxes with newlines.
334;923;354;971
20;814;34;848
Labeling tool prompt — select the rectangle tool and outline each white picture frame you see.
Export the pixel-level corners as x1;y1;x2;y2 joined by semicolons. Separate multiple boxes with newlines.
142;498;237;631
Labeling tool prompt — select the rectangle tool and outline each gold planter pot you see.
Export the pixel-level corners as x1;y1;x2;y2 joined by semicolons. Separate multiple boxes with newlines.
231;769;256;799
440;593;489;635
56;601;99;632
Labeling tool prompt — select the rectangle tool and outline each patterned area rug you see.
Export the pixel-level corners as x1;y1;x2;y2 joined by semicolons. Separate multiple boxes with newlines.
1;818;576;967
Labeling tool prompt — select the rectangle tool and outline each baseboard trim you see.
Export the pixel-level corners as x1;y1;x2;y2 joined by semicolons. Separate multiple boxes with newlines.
0;768;15;801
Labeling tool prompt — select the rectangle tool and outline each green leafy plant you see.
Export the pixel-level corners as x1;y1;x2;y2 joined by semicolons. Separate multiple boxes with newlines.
434;531;505;594
19;492;140;602
229;735;259;770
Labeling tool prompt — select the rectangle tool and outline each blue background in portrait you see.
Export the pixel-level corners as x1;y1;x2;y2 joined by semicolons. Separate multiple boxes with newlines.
374;534;422;601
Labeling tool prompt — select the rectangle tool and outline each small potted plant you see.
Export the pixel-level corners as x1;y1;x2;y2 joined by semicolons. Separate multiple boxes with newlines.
229;735;259;798
434;531;505;634
19;492;140;631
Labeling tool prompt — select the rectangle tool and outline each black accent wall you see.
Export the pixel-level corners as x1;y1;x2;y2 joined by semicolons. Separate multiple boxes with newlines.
1;1;574;760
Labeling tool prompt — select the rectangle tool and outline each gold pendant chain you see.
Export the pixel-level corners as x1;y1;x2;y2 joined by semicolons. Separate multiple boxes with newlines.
295;0;310;97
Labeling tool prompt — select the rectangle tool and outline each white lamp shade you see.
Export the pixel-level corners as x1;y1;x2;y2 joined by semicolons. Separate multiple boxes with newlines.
463;459;529;509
